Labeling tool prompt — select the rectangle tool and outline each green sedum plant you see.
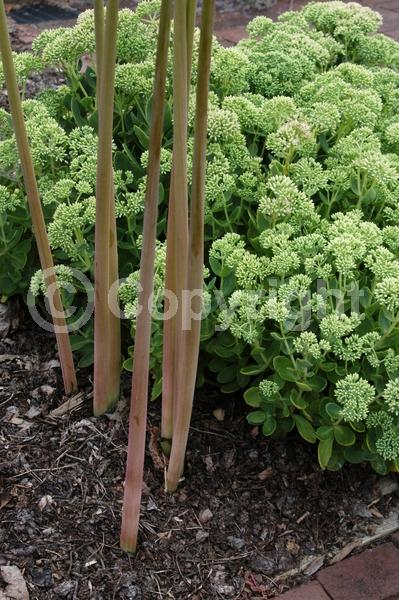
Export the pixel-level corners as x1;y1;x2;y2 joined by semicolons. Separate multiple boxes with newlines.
212;207;399;475
2;0;399;472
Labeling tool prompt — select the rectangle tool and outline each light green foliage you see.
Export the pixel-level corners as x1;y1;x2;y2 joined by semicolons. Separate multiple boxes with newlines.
2;0;399;472
211;47;251;96
211;203;399;473
0;52;42;89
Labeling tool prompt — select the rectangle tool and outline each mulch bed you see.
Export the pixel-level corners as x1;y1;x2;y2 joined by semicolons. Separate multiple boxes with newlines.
1;316;399;599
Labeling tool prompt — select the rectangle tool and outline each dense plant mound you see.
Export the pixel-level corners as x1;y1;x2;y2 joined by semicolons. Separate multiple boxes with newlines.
2;0;399;473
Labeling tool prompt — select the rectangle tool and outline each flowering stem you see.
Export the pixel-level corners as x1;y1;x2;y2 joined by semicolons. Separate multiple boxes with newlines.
161;0;196;450
120;0;172;553
94;0;122;413
93;0;120;416
166;0;215;492
0;0;77;395
94;0;104;109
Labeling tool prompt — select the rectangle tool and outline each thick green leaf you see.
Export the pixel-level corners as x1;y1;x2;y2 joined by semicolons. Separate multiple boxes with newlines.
318;437;333;470
123;357;133;372
133;125;150;149
317;425;334;441
362;187;377;203
209;255;222;276
370;456;389;476
262;415;277;436
327;453;346;471
344;447;373;464
273;356;298;382
247;410;266;425
244;387;261;407
290;389;308;409
208;356;226;373
241;363;266;376
151;377;162;400
326;402;342;420
78;351;94;368
71;97;86;126
221;381;240;394
306;375;327;392
293;414;317;443
296;381;312;392
350;174;361;196
216;365;237;383
334;425;356;447
221;272;236;296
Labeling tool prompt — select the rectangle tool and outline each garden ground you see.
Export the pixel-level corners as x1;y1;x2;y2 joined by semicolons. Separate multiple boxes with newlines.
1;317;399;599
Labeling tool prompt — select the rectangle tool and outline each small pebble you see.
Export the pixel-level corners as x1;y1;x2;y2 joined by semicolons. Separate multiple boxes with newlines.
199;508;213;523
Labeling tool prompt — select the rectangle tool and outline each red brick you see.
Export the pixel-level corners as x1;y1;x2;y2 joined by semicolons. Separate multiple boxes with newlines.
274;581;331;600
317;543;399;600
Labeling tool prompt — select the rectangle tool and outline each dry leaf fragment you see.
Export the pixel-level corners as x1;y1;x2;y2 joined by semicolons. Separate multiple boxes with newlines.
25;405;41;420
286;540;300;556
38;495;53;512
149;427;164;472
302;554;324;576
0;494;11;510
258;468;273;481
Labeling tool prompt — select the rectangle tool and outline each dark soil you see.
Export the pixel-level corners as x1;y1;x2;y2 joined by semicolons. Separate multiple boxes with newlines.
1;319;399;599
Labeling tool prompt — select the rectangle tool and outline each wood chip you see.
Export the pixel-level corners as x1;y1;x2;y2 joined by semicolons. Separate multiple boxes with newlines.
49;392;86;418
0;565;29;600
199;508;213;524
330;511;399;565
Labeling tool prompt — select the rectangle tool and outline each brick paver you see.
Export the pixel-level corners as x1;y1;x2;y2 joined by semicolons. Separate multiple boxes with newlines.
275;581;332;600
317;543;399;600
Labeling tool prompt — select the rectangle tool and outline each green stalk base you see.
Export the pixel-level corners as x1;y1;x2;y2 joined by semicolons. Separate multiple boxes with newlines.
93;394;118;417
161;438;172;457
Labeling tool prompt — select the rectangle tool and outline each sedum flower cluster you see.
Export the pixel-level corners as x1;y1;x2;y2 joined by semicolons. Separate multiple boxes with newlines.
1;1;399;471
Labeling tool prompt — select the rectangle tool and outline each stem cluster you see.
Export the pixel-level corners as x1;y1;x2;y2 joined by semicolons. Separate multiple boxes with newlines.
121;0;215;552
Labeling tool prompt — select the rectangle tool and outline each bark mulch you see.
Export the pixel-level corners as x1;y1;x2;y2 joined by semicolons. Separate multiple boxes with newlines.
1;318;399;599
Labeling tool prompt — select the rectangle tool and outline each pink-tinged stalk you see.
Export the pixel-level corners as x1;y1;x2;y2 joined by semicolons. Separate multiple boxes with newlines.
161;0;197;450
93;0;119;416
0;0;77;395
161;203;176;448
166;0;215;492
120;0;172;554
94;0;104;107
108;197;121;402
94;0;121;410
186;0;196;78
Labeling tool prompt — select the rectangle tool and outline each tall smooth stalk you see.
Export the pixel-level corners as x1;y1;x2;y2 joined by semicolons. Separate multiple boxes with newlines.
94;0;104;105
120;0;172;553
0;0;77;395
93;0;120;416
161;0;196;450
166;0;215;492
94;0;121;413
